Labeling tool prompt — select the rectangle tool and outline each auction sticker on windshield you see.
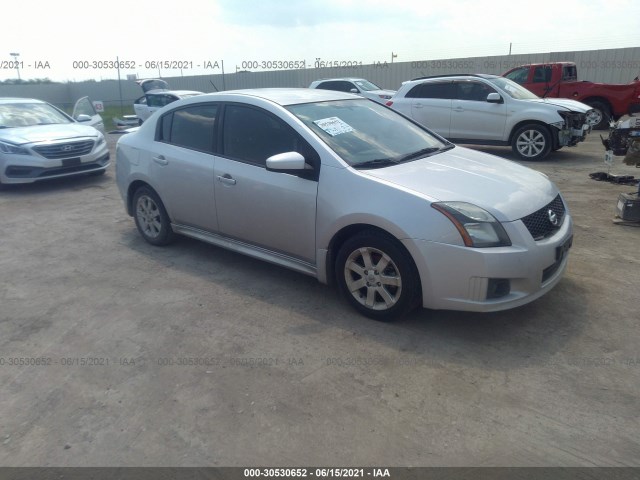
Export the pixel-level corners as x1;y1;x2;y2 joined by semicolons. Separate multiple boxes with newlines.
313;117;354;136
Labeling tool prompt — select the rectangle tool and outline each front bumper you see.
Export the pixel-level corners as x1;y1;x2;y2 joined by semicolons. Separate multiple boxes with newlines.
556;123;590;148
1;151;110;184
403;213;573;312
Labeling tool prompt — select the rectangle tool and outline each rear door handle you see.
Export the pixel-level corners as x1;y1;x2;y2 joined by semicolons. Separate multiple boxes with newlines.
412;103;424;108
217;174;236;186
453;107;464;112
152;155;168;166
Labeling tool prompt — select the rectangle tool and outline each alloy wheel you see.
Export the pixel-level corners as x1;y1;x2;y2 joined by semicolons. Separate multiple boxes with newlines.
516;129;546;158
343;247;402;311
136;195;162;239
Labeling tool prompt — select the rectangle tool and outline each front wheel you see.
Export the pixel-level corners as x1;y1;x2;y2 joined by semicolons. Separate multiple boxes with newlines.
335;231;420;321
132;186;175;246
511;124;552;160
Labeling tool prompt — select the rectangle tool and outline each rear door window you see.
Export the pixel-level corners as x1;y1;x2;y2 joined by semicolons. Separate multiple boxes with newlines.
158;104;218;153
406;82;453;99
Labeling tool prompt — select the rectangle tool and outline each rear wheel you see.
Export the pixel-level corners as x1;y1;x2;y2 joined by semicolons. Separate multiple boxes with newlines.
335;230;420;321
132;186;175;246
511;124;552;160
584;100;611;130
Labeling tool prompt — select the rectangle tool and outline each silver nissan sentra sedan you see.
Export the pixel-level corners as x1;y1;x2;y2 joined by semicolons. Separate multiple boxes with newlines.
115;88;573;320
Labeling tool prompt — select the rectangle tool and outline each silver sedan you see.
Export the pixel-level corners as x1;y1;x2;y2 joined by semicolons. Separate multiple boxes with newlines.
116;88;573;320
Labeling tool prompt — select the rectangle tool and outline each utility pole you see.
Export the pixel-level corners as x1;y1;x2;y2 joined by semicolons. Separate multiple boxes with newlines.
391;52;398;63
117;55;124;116
10;52;20;80
509;43;512;55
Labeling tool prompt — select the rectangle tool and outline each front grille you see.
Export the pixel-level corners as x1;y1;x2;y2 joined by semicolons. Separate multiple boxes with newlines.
565;112;586;129
520;194;566;240
33;140;95;159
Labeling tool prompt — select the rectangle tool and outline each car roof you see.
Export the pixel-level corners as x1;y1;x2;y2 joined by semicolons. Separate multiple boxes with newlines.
409;73;498;82
145;89;203;96
0;97;47;105
185;88;360;106
313;78;367;83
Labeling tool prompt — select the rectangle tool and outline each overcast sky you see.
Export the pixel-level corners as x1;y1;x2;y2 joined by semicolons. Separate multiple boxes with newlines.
1;0;639;82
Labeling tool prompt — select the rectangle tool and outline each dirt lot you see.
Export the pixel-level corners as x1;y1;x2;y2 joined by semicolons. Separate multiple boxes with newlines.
0;132;639;467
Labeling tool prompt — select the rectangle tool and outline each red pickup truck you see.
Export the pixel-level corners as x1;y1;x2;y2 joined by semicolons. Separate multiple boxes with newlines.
503;62;640;129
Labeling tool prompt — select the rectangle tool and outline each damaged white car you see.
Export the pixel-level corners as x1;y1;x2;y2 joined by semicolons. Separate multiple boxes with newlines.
387;74;592;160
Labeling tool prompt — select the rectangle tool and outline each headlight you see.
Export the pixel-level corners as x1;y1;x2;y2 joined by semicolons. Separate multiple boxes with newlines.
432;202;511;248
96;133;106;147
0;140;29;155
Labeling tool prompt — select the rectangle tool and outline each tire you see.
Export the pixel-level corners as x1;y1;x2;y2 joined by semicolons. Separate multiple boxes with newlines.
132;186;175;246
511;124;552;160
584;100;611;130
138;119;143;126
335;230;420;321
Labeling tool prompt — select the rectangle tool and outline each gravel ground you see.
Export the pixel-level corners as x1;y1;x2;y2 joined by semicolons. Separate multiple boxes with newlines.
0;132;639;466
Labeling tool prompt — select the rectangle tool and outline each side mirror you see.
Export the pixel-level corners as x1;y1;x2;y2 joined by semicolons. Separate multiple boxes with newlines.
349;88;358;94
266;152;307;172
76;114;92;122
487;93;503;104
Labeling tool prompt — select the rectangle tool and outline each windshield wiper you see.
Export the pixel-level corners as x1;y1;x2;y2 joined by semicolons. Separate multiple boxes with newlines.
394;147;441;162
353;158;399;169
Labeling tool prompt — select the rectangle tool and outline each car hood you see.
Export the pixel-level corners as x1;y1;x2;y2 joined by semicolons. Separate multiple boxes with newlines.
0;124;99;145
528;97;591;113
361;146;558;222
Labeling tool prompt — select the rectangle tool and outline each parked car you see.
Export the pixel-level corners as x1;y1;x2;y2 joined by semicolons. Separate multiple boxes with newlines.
133;79;203;124
309;78;395;104
503;62;640;130
0;97;109;186
116;88;573;320
71;96;105;135
387;74;592;160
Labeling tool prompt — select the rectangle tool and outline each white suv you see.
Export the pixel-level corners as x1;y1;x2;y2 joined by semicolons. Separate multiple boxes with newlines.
309;78;395;104
133;79;203;124
387;74;592;160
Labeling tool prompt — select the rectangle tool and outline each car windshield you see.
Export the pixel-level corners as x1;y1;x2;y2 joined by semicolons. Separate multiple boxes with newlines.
353;80;382;91
0;102;71;128
288;99;450;167
485;77;539;100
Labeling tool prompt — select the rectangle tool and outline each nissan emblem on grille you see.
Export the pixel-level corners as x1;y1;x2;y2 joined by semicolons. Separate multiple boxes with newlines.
520;194;565;240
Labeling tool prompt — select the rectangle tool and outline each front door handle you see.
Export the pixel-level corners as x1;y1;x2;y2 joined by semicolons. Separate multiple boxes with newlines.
412;103;424;108
217;174;236;186
152;155;168;166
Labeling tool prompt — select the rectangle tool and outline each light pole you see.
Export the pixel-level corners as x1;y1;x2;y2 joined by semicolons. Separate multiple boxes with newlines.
10;52;20;80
